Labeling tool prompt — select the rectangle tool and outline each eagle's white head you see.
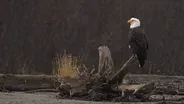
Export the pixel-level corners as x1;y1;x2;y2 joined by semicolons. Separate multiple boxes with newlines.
127;17;141;29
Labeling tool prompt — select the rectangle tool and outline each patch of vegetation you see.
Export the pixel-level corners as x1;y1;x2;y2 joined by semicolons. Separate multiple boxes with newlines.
52;51;81;78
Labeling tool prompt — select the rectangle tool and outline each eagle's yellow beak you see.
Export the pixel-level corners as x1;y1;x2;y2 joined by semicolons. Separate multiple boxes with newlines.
127;19;133;24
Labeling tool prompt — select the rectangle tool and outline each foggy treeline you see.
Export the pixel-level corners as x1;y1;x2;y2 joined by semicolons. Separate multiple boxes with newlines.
0;0;184;75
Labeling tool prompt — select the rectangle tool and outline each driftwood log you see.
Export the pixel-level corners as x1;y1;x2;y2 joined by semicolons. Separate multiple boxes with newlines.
123;74;184;85
0;74;60;91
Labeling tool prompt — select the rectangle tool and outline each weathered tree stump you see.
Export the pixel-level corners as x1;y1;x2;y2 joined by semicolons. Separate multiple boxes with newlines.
98;45;114;76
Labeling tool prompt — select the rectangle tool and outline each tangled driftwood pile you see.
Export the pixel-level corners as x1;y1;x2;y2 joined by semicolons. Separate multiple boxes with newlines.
55;46;184;102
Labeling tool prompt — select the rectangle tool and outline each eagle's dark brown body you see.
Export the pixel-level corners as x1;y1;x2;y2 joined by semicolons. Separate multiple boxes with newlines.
128;27;148;67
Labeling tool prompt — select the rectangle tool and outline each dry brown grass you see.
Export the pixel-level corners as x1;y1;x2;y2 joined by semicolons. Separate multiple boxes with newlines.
52;51;81;78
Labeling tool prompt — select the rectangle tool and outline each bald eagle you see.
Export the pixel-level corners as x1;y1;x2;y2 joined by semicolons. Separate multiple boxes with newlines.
127;17;148;67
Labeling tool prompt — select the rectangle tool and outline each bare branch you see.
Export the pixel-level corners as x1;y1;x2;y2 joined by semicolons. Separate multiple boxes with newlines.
109;55;137;85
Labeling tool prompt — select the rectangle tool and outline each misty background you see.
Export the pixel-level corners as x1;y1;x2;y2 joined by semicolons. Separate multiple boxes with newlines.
0;0;184;75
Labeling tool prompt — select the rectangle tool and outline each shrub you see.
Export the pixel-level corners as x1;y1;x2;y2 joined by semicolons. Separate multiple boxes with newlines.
52;51;81;78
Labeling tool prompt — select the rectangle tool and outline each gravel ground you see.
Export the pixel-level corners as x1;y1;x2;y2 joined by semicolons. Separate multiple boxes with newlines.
0;92;158;104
